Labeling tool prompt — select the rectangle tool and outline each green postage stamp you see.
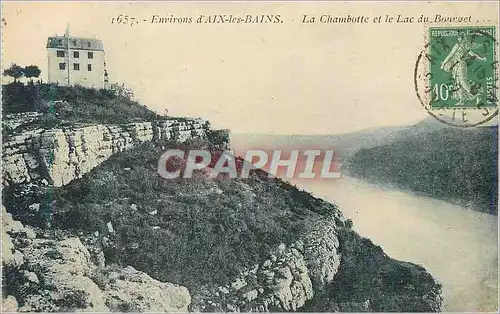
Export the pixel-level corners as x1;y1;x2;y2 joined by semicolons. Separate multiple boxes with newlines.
427;26;497;110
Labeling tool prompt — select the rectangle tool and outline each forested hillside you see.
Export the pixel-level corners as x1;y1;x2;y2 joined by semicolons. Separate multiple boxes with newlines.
347;126;498;214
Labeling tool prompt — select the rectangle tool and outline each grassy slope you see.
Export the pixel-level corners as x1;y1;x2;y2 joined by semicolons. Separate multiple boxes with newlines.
347;126;498;214
317;229;441;312
41;140;442;311
51;140;339;288
1;83;161;131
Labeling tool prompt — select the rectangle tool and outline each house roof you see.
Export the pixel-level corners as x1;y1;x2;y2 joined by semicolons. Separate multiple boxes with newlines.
46;36;104;51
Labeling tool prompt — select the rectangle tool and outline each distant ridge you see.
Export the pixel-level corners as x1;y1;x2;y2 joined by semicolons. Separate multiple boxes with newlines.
231;117;449;159
347;124;498;214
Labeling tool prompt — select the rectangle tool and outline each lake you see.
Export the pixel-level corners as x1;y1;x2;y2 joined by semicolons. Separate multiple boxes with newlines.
291;176;498;312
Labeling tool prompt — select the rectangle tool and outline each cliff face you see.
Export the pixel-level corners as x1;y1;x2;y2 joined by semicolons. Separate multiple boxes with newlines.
2;118;207;187
2;207;191;312
192;218;341;312
33;140;441;313
2;114;442;312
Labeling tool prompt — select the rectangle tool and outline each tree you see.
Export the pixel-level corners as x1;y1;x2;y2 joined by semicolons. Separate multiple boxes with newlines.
345;219;353;229
206;129;230;148
109;83;134;100
24;65;41;83
3;63;24;82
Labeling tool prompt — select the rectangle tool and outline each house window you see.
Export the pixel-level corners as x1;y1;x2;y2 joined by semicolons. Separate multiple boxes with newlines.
71;39;77;46
88;52;93;59
57;50;65;57
59;63;66;70
73;51;79;58
87;64;92;71
87;41;91;48
57;39;63;45
73;63;80;71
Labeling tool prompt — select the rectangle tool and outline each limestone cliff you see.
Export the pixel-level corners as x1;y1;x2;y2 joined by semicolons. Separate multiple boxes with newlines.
2;111;442;312
2;116;207;187
2;207;191;312
191;218;342;312
31;140;440;312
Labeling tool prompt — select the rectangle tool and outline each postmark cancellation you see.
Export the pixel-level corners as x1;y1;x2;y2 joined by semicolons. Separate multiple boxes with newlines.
414;25;498;127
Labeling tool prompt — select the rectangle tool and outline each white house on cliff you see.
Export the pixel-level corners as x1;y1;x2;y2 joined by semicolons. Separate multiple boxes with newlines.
46;31;108;89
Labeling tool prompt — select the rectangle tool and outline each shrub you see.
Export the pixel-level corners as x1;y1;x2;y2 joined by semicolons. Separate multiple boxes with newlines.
345;219;353;229
50;142;337;291
206;129;230;148
324;228;442;312
1;83;163;125
55;290;89;311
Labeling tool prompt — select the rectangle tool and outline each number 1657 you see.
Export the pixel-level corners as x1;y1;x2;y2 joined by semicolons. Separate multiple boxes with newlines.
111;14;136;26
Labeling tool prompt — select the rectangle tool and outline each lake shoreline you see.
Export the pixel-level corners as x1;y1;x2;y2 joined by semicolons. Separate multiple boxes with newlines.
340;170;498;216
291;176;498;312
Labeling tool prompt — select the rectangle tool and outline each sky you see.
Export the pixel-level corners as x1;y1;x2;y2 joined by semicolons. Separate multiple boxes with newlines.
2;1;499;134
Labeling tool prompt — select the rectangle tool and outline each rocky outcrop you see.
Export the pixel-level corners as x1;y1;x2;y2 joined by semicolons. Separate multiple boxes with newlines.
192;218;342;312
2;117;207;187
2;112;42;132
2;207;191;312
2;112;444;312
2;208;30;268
18;236;110;312
99;266;191;312
2;295;19;312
